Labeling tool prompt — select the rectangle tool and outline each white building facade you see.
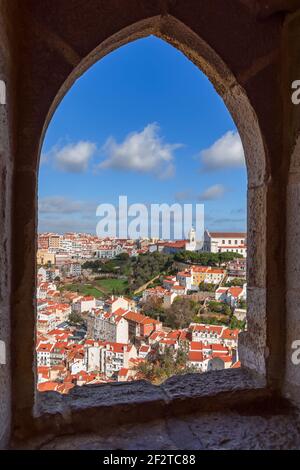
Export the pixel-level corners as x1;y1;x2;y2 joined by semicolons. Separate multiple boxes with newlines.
203;230;247;258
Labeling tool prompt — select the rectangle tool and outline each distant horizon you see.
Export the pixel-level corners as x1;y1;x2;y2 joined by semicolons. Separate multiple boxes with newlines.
37;228;247;239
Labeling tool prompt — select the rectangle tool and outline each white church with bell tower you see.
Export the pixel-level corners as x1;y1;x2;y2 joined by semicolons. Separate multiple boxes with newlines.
185;227;203;252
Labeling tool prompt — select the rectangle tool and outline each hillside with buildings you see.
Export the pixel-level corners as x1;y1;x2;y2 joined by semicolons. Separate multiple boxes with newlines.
36;231;246;393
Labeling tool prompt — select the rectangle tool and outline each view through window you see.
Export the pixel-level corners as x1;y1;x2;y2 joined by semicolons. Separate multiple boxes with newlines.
36;37;247;394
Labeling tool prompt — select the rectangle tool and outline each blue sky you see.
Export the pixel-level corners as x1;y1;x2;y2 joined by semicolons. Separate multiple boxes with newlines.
39;36;246;236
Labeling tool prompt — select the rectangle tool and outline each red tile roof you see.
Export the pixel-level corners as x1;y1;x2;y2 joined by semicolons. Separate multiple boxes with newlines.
37;343;53;353
163;240;187;248
37;381;58;392
231;360;241;369
228;287;243;298
209;232;246;238
190;341;204;351
105;342;127;353
124;311;158;325
56;382;75;394
113;308;128;317
118;367;129;377
191;324;224;335
221;328;239;340
188;351;204;362
211;343;228;353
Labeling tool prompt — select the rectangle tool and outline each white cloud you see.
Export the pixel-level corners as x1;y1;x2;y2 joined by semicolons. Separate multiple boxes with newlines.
198;184;227;201
200;131;245;171
97;123;181;179
39;196;96;214
38;217;97;234
46;141;96;173
39;196;98;234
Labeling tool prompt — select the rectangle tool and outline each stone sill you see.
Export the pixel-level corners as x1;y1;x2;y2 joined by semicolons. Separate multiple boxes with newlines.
31;368;270;438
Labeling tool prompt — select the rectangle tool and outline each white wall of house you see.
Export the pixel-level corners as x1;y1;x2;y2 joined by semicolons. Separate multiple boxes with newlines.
116;318;129;344
85;346;101;372
70;359;86;375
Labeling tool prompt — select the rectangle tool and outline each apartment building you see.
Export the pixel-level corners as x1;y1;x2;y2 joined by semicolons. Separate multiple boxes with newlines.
100;343;137;377
190;265;226;287
73;296;96;314
203;230;247;257
124;311;162;340
215;284;247;307
87;309;129;344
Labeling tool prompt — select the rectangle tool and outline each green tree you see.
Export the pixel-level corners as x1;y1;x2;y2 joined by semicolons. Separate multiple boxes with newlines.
193;315;225;326
199;282;215;292
165;298;198;329
207;301;232;315
217;252;243;264
230;315;246;330
238;299;247;309
174;250;243;266
116;252;130;261
68;311;85;325
135;347;196;384
225;277;245;287
223;304;232;316
142;297;164;319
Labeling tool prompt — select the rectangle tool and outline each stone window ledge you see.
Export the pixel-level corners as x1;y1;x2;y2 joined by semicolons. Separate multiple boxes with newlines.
31;368;270;440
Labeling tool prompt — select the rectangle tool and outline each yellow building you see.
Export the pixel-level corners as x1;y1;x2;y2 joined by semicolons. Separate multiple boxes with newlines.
37;250;55;266
190;266;226;286
191;266;208;285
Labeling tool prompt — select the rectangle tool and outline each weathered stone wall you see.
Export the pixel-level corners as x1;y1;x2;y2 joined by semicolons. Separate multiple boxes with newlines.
0;0;300;448
11;1;283;435
0;0;16;449
284;8;300;405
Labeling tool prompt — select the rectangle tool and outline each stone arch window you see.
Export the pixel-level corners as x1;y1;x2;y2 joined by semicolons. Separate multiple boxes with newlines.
36;33;248;391
31;15;267;430
36;17;268;378
4;1;290;445
39;16;268;373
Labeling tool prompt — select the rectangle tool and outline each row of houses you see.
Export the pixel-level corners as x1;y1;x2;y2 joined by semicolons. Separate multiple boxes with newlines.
87;296;163;345
37;316;240;390
37;232;146;264
37;230;247;268
142;266;227;307
35;257;244;393
37;264;82;282
215;285;247;308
